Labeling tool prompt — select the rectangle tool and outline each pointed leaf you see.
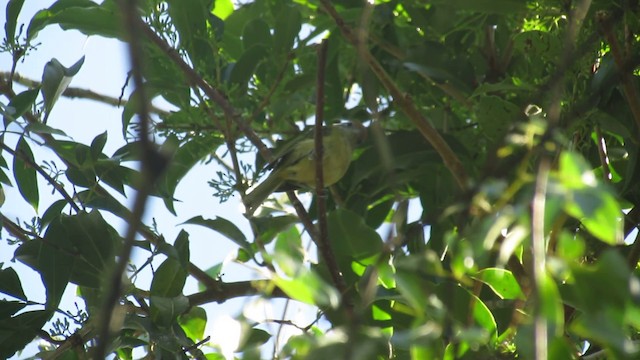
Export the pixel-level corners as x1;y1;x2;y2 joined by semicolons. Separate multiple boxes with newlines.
4;0;25;43
0;267;26;301
13;137;39;211
41;56;85;121
183;215;252;252
3;88;39;126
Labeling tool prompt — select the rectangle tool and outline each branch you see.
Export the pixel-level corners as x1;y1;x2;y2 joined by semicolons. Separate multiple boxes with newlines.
0;71;171;117
318;0;468;190
94;0;166;356
187;280;287;306
314;40;350;304
138;20;272;162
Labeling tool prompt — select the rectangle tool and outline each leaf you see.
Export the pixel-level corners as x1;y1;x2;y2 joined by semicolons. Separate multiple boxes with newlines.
556;151;623;244
229;44;269;90
179;306;207;341
273;4;301;56
158;135;217;214
90;131;108;161
212;0;233;20
429;0;526;13
150;257;188;298
0;310;53;359
327;208;383;262
183;215;252;252
27;2;123;41
473;268;525;300
149;295;190;328
242;18;271;51
40;199;68;226
0;267;26;301
40;56;85;122
13;137;39;211
3;88;39;126
16;211;117;293
4;0;25;43
25;122;68;136
272;269;340;308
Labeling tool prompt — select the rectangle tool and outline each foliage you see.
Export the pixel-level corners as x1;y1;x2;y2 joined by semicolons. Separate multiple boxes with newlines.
1;0;640;359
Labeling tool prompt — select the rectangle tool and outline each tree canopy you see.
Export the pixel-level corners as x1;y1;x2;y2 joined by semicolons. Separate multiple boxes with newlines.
1;0;640;359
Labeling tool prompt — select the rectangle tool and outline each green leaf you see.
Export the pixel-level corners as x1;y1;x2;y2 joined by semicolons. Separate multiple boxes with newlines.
429;0;526;14
40;199;68;226
183;215;252;252
3;88;39;126
16;211;117;293
273;4;301;56
242;18;271;51
4;0;25;43
158;135;217;214
179;306;207;341
473;268;525;300
27;2;123;41
151;234;189;299
272;269;340;308
212;0;233;19
327;208;383;262
90;131;108;161
25;122;68;136
0;310;53;359
557;151;622;244
229;44;269;90
149;295;189;328
41;56;85;122
0;267;26;301
13;137;39;211
250;214;298;244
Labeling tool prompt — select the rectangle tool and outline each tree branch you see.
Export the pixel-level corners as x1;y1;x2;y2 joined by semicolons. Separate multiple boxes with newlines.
318;0;468;190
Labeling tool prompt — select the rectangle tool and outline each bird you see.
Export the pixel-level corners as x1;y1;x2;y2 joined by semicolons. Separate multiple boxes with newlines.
244;122;366;214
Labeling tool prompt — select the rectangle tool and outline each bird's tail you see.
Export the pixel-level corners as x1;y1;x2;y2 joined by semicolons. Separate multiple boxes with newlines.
244;171;283;214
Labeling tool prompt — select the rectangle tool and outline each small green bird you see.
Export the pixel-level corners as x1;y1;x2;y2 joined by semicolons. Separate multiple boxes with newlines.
244;123;366;213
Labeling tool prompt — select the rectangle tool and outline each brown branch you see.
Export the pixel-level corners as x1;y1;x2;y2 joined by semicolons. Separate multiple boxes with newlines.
187;280;287;306
0;72;171;117
314;40;349;303
138;20;272;162
94;0;162;356
318;0;468;190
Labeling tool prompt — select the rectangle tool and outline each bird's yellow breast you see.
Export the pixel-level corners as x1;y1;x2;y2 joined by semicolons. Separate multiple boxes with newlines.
278;132;353;187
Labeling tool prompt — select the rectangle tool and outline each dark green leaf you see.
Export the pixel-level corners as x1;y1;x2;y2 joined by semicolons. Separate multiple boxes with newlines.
0;267;26;300
25;122;68;136
4;0;25;43
183;215;252;252
13;137;39;211
229;44;268;89
90;131;108;161
149;295;189;328
273;4;301;56
3;88;39;126
40;199;68;226
242;18;271;51
41;56;85;122
150;258;188;298
327;208;383;262
0;310;52;359
158;135;217;214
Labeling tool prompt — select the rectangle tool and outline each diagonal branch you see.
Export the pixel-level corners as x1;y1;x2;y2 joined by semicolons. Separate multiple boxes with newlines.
318;0;468;190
